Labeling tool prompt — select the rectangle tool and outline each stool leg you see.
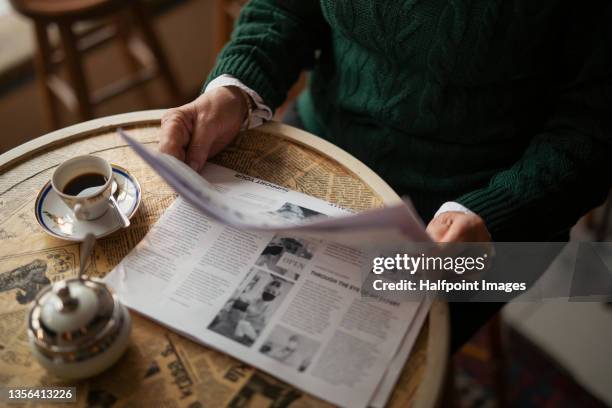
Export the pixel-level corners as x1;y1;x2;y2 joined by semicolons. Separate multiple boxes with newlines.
130;0;182;105
116;14;141;74
58;22;94;122
115;13;153;106
33;22;61;130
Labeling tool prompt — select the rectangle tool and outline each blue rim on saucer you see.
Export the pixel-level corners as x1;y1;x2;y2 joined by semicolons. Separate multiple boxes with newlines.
35;164;141;242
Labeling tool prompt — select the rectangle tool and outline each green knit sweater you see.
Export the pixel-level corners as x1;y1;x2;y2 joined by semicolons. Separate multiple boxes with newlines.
206;0;612;240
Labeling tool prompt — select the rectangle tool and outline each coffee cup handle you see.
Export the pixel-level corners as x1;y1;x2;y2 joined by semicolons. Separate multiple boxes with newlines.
108;195;131;228
73;203;88;220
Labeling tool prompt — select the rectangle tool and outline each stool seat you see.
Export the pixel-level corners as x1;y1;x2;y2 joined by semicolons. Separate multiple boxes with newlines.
9;0;126;20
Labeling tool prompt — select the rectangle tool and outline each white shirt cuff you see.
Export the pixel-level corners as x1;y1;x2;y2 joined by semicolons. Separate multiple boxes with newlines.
204;74;273;130
434;201;474;218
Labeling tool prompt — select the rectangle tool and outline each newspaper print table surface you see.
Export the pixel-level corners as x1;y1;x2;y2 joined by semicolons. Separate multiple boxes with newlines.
0;118;431;407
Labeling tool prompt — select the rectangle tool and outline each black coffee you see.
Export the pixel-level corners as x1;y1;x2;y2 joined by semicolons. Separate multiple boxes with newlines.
62;173;108;196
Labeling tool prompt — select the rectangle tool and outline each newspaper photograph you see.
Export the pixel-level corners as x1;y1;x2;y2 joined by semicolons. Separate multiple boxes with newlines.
104;162;425;408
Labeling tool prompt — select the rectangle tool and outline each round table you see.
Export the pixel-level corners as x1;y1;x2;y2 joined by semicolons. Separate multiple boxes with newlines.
0;110;449;407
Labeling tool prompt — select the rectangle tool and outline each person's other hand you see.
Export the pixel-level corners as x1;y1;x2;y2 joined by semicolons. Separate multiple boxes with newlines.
159;86;248;172
426;211;491;242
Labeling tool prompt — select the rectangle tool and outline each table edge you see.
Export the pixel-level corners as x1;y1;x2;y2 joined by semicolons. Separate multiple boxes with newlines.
0;110;166;172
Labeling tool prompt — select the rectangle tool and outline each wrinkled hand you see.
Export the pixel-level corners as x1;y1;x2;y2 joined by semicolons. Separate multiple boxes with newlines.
426;211;491;242
159;86;247;172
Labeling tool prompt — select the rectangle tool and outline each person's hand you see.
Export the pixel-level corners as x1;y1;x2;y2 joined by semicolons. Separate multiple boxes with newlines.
159;86;248;172
426;211;491;242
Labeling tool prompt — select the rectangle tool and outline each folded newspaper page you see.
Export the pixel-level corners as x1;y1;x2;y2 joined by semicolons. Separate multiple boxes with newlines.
118;129;430;245
105;159;429;407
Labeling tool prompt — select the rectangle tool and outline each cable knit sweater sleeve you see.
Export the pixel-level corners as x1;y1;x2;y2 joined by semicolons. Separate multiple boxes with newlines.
204;0;327;110
456;5;612;240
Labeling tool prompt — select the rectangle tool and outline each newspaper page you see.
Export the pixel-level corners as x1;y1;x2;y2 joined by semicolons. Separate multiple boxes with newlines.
118;129;431;245
370;298;431;407
105;163;424;408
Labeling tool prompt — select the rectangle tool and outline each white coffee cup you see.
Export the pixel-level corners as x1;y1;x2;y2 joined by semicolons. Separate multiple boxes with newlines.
51;155;113;221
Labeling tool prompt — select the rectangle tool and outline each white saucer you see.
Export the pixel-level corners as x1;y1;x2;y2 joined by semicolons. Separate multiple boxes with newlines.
35;165;141;242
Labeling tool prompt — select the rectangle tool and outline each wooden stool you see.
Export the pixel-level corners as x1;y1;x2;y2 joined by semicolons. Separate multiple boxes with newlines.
10;0;181;129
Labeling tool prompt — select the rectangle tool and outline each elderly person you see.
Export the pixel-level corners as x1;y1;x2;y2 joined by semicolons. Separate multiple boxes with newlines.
160;1;612;349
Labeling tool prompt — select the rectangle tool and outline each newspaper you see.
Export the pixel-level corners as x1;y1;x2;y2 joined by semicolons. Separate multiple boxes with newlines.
119;129;430;246
370;297;431;407
105;134;430;407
